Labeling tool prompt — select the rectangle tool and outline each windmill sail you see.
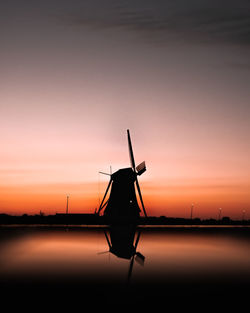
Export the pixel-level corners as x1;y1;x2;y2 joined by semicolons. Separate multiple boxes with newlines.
135;178;147;217
127;129;136;171
136;161;146;176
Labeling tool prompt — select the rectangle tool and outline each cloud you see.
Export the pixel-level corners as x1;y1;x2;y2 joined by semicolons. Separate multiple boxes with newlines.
64;0;250;46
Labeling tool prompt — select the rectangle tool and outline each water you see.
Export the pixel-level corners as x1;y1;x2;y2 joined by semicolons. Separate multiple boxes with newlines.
1;226;250;309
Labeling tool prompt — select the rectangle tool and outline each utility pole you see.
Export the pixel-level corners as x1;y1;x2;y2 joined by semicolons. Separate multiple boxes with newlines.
190;203;194;220
66;195;69;214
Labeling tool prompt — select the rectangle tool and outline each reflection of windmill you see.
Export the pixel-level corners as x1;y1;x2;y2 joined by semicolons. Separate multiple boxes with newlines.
97;129;147;221
99;225;145;281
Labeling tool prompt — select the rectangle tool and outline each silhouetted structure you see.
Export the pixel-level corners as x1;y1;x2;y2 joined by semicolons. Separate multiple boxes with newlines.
1;213;250;225
97;130;147;223
1;213;250;226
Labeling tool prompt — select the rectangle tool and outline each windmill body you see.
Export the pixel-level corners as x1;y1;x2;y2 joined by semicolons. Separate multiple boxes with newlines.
104;168;140;219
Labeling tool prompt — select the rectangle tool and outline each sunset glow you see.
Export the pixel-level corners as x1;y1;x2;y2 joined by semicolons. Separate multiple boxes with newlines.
1;1;250;219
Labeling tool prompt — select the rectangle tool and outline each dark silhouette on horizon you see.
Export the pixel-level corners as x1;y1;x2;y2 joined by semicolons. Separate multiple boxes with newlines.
96;129;147;223
1;213;250;226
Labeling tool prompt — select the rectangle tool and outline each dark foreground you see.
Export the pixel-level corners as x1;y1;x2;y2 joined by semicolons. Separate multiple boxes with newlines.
1;226;250;311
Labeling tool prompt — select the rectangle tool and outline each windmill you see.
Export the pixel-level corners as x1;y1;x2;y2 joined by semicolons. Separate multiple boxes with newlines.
97;129;147;222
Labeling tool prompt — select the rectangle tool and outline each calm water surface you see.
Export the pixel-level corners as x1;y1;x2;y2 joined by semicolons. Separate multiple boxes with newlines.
1;226;250;309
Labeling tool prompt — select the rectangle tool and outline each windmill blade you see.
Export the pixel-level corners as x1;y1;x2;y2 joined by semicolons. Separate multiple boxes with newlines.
136;161;146;176
134;230;141;250
97;179;112;215
99;171;111;176
135;252;145;266
100;199;109;211
134;231;145;266
104;230;112;250
128;255;135;281
135;178;147;217
127;129;136;171
97;251;110;255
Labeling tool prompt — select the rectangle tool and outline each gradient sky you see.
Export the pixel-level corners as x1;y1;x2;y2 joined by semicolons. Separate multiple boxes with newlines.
1;0;250;219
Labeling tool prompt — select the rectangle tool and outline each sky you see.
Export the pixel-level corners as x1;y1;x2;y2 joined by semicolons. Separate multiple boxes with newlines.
1;0;250;219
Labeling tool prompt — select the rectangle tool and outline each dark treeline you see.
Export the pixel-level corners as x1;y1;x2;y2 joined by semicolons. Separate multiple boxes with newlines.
0;213;249;226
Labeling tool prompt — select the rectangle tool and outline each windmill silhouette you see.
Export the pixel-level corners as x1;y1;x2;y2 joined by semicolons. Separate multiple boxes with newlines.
97;129;147;222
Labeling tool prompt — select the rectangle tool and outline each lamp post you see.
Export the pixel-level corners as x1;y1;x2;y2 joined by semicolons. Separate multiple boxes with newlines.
242;210;246;222
218;208;222;221
190;203;194;220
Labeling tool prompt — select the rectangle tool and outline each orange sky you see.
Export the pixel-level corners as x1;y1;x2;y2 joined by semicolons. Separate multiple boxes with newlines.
1;162;249;219
1;1;250;219
1;121;249;219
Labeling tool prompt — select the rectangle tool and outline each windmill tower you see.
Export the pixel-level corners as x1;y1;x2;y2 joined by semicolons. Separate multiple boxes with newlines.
97;130;147;221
